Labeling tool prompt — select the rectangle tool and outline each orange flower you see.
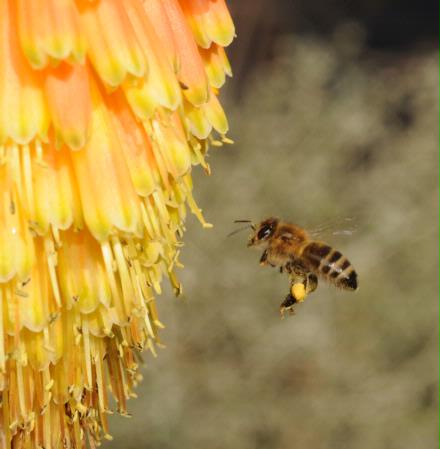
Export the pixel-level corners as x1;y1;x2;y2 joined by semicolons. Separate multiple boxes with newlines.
0;0;234;447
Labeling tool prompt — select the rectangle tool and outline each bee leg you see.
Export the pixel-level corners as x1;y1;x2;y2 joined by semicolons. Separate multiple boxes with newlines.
305;273;318;294
280;262;292;274
259;249;268;265
260;250;276;267
280;294;297;318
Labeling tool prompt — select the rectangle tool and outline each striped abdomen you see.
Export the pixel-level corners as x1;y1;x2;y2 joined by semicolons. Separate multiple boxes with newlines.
300;242;358;290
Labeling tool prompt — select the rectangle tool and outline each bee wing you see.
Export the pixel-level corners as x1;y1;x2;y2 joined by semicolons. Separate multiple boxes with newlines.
308;217;358;240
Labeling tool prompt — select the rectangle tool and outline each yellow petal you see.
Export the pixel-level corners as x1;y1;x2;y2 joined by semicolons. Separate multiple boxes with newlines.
179;0;211;48
32;142;82;234
203;89;228;135
203;0;235;47
200;43;232;88
44;63;91;150
179;0;235;48
184;100;212;139
0;0;49;145
57;230;111;314
78;0;147;87
107;91;161;196
162;0;210;106
0;162;34;282
20;249;52;333
124;0;182;117
151;111;192;178
16;0;86;69
23;329;50;370
142;0;179;70
71;81;142;241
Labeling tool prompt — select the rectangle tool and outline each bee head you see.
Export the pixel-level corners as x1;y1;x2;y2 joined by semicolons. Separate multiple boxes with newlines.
248;217;279;247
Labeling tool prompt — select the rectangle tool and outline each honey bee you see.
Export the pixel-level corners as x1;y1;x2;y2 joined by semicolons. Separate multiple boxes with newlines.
238;217;358;316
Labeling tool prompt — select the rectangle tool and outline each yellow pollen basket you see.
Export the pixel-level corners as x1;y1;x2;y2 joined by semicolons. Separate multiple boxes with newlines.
291;282;307;303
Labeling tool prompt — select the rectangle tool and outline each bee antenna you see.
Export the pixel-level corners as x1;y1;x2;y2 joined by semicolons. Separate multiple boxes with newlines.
227;224;253;238
233;219;252;223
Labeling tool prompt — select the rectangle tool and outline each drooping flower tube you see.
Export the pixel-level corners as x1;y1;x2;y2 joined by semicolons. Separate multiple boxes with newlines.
0;0;234;447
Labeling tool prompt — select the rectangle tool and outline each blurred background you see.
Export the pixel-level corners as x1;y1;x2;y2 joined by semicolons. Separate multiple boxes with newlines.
112;1;439;448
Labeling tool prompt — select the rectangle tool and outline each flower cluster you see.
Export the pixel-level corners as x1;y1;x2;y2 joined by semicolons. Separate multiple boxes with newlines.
0;0;234;447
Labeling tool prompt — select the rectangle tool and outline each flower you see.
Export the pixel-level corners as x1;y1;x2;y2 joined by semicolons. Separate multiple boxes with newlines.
0;0;234;447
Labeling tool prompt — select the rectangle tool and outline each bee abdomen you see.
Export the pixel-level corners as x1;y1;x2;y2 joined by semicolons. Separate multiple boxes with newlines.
301;242;358;290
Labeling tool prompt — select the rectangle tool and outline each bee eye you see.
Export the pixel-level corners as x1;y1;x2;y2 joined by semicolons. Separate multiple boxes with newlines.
257;224;273;240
